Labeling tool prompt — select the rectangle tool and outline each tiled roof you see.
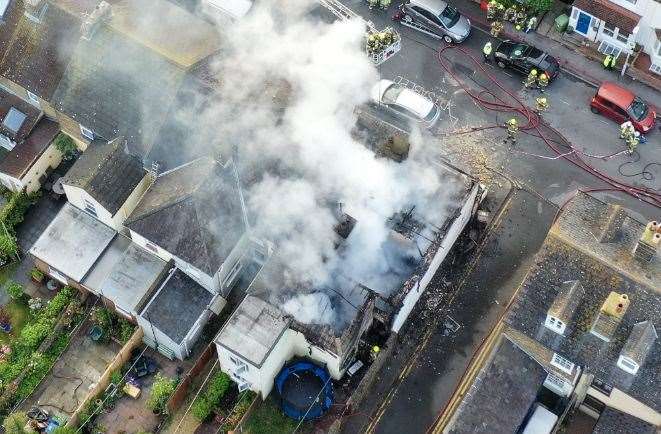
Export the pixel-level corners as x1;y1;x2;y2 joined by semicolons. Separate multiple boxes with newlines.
62;138;145;214
573;0;641;34
0;118;60;179
52;24;185;157
592;407;657;434
126;158;248;275
0;0;80;99
0;89;40;142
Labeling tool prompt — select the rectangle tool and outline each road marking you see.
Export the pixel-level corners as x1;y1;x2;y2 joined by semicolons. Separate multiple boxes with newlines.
559;99;570;105
599;120;609;125
363;192;517;434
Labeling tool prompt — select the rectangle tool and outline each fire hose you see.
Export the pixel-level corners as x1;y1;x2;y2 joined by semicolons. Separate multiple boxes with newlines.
435;43;661;209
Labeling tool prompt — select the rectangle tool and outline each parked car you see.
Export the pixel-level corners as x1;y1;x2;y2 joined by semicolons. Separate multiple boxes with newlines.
590;82;657;133
493;40;560;80
396;0;471;43
370;79;441;128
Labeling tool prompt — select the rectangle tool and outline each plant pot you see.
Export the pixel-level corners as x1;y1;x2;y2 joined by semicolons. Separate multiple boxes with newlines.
31;275;44;284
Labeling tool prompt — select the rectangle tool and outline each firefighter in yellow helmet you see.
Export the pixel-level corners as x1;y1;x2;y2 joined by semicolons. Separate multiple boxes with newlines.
483;41;493;62
537;73;549;92
524;69;538;88
535;96;549;113
504;118;519;144
627;131;640;155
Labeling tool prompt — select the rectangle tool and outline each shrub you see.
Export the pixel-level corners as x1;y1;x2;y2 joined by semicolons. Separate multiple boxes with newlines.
54;134;78;161
525;0;552;13
52;427;77;434
18;320;51;350
0;233;18;261
146;373;177;414
117;319;135;344
191;372;232;421
2;411;35;434
5;281;23;300
30;268;44;282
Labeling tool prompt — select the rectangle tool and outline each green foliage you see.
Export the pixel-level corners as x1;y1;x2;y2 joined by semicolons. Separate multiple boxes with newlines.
53;134;78;161
52;427;77;434
30;268;44;282
191;372;232;421
243;397;300;434
0;233;18;260
5;281;23;300
18;320;51;350
525;0;552;13
221;391;256;431
146;373;177;414
0;192;39;235
110;370;122;386
117;318;136;344
2;411;35;434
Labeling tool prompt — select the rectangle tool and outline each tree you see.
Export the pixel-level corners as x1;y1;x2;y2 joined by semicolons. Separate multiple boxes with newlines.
526;0;552;13
54;134;78;161
2;412;36;434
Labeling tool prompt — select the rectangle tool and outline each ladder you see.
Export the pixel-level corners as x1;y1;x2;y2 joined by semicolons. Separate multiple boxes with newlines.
397;18;443;40
318;0;401;65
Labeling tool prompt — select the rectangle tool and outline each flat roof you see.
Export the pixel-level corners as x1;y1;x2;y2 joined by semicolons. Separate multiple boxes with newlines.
140;268;213;345
29;203;116;282
82;234;132;291
98;243;168;314
215;295;291;367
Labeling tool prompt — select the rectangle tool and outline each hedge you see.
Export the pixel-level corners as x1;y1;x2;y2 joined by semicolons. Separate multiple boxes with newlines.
191;372;232;421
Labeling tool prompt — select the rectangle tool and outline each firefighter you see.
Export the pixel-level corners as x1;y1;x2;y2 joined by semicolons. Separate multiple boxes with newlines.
526;16;537;33
366;34;379;53
503;6;516;22
504;118;519;144
379;31;392;46
379;0;391;10
371;345;381;361
524;69;538;88
483;41;493;62
620;121;634;139
627;131;640;155
515;10;526;27
535;96;549;112
368;0;378;10
490;20;504;37
537;73;549;92
487;0;498;20
603;54;616;70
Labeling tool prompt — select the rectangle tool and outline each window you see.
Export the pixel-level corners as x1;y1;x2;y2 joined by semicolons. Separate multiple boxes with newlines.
83;198;98;218
544;315;565;335
650;63;661;75
616;30;629;43
0;83;15;96
655;40;661;57
544;373;570;396
622;0;637;4
80;124;94;141
602;23;615;37
598;41;621;58
26;91;40;107
617;355;639;374
571;8;577;19
551;353;575;375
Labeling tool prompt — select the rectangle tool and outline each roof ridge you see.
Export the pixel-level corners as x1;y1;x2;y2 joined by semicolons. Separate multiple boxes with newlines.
126;194;194;225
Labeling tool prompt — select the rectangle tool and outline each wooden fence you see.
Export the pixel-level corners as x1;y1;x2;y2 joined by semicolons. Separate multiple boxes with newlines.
166;343;215;414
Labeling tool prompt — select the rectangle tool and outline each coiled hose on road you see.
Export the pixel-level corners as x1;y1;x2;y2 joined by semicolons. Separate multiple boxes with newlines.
435;43;661;209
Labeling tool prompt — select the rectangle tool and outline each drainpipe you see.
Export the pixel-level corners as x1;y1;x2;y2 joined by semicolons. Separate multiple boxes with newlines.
621;26;640;77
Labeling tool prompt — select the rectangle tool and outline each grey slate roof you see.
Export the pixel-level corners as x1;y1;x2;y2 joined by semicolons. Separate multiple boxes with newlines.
447;333;548;434
592;407;657;434
505;195;661;411
215;295;291;368
126;158;247;275
62;138;145;214
29;203;116;283
140;268;213;345
619;321;657;367
52;24;186;156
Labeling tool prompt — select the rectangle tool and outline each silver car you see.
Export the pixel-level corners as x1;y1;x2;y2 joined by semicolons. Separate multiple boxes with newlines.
371;79;441;128
398;0;471;43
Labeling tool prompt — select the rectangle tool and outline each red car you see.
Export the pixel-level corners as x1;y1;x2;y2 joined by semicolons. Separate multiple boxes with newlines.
590;82;656;133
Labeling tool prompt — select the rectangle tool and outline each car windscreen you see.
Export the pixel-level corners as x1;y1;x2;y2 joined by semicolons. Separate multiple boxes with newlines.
628;97;649;121
439;5;460;28
382;85;404;105
423;104;439;122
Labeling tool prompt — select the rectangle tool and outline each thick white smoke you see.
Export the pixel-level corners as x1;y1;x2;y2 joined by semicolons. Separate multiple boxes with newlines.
197;1;457;326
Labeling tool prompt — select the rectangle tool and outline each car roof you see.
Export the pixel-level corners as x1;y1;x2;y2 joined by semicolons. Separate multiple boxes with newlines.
597;82;635;107
410;0;448;15
396;88;434;117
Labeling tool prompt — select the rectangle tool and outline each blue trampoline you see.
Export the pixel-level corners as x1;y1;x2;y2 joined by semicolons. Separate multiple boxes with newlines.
275;360;334;420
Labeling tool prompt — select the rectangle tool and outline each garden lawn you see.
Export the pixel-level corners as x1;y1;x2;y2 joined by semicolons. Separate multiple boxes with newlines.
243;397;311;434
0;300;29;346
0;263;18;287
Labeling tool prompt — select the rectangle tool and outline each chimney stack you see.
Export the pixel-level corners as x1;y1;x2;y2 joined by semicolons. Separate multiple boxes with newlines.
632;221;661;263
80;1;112;41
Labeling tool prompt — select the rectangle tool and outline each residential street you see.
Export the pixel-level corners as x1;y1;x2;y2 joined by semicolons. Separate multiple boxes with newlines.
334;1;661;433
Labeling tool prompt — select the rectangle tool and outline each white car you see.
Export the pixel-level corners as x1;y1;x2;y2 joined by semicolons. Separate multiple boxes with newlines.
370;79;440;128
